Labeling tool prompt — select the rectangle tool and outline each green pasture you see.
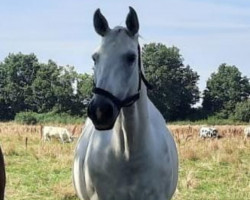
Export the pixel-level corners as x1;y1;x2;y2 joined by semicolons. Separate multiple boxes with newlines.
1;125;249;200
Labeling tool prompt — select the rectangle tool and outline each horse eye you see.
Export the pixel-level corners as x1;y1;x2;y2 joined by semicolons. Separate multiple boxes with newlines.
126;53;136;64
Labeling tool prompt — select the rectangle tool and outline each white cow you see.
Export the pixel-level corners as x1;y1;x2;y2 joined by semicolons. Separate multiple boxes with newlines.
244;126;250;139
199;127;218;138
42;126;73;143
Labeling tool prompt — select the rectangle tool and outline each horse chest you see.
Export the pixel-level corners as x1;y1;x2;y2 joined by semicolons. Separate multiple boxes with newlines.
86;146;168;200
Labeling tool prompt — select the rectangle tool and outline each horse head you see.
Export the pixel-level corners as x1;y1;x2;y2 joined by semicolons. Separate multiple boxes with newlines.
88;7;141;130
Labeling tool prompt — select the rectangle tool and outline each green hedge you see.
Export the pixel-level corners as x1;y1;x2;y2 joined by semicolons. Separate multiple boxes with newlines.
15;112;85;125
169;116;246;125
14;111;250;125
15;112;38;125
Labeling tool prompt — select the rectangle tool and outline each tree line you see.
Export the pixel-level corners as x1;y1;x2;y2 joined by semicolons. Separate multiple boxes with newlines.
143;43;250;122
0;53;92;120
0;43;250;122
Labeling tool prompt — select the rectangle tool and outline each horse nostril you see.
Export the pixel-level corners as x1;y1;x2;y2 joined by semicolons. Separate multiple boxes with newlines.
87;99;114;122
96;104;113;120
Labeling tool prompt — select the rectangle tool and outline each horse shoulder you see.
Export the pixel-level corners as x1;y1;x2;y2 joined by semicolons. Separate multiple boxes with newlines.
75;121;117;199
147;100;171;141
73;119;99;200
147;100;178;196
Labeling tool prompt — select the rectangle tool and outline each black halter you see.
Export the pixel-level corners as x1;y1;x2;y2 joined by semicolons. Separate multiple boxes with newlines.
92;45;152;109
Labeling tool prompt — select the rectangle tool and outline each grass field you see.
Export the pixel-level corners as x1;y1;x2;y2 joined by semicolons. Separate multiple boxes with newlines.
170;125;250;200
0;123;250;200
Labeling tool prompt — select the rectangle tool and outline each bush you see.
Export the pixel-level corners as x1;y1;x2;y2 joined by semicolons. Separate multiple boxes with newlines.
233;100;250;122
15;112;38;125
15;111;85;124
35;112;85;124
170;115;243;125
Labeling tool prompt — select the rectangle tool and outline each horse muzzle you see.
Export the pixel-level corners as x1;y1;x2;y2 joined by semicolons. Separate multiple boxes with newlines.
87;95;119;130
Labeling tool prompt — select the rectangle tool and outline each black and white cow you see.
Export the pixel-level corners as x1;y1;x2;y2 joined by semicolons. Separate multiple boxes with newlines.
199;127;218;138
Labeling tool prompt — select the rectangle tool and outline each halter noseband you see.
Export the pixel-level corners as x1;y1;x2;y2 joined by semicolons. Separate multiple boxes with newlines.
92;44;152;109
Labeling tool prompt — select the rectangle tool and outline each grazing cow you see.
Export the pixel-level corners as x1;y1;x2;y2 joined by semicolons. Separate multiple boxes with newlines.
0;146;5;200
244;126;250;139
42;126;73;143
199;127;218;138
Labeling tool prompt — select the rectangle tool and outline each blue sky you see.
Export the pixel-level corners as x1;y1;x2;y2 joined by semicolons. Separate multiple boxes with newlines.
1;0;250;92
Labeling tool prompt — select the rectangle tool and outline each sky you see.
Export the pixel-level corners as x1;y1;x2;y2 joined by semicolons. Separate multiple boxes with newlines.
1;0;250;92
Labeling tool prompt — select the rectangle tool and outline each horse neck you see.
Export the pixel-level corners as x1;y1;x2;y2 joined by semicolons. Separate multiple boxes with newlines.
113;83;150;159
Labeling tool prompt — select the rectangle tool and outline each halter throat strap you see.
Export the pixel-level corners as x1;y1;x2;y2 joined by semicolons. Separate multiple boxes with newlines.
92;44;152;109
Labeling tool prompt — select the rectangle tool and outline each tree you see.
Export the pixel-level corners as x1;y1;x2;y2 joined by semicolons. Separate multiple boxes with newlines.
202;63;250;118
31;60;83;115
75;73;93;116
0;62;13;120
31;60;61;113
142;43;200;121
0;53;39;117
77;73;93;102
52;65;78;114
0;53;92;119
233;100;250;122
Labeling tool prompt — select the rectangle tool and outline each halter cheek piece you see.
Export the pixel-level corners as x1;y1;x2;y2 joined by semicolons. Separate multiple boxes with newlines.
92;45;152;109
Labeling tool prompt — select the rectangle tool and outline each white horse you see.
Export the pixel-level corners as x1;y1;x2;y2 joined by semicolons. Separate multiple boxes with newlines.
73;7;178;200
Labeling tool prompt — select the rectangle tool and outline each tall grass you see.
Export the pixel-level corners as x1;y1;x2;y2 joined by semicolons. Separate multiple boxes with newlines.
171;125;250;200
0;123;79;200
0;123;249;199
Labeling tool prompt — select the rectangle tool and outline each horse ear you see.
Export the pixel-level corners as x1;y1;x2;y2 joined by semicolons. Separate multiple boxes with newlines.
93;9;110;36
126;7;139;36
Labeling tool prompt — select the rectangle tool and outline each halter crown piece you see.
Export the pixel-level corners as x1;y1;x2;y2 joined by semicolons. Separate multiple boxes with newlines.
92;44;152;109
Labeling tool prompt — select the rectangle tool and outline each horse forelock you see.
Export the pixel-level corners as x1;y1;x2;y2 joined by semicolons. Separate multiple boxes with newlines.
103;26;138;43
